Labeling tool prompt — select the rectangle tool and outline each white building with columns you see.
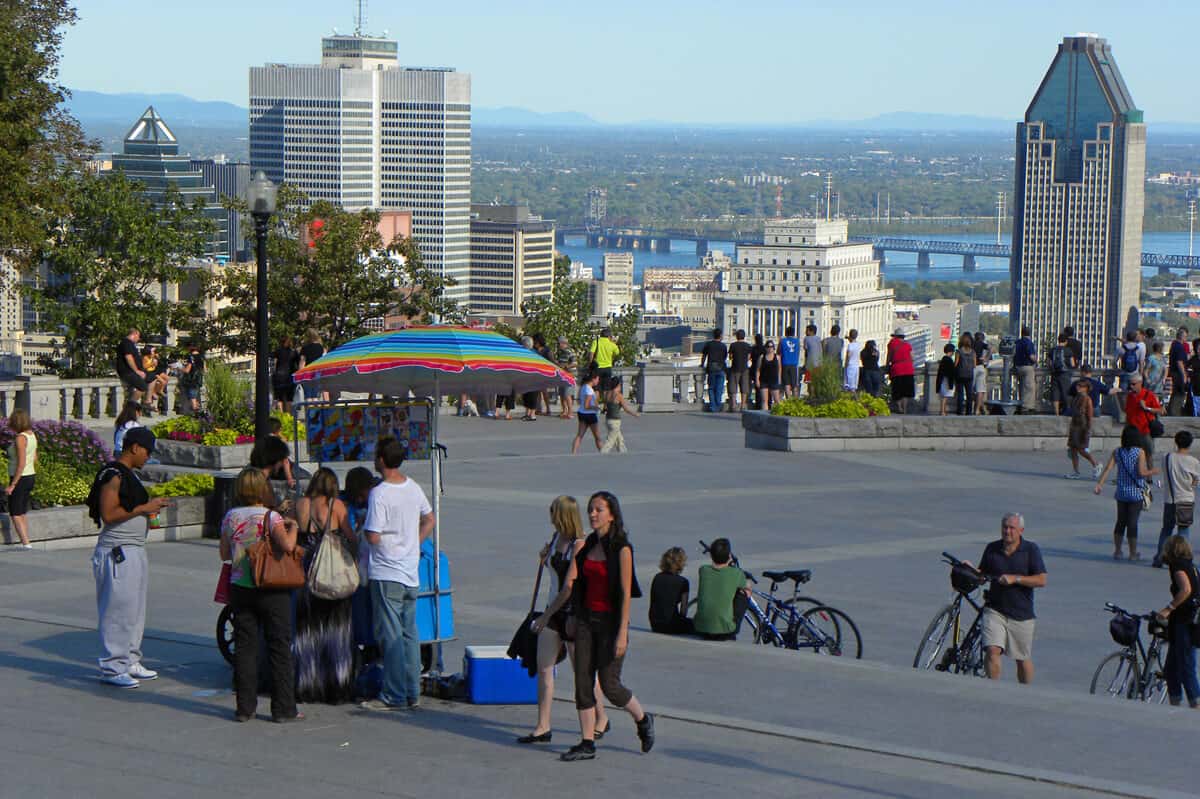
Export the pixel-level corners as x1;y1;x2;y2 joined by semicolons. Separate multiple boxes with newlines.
716;218;893;343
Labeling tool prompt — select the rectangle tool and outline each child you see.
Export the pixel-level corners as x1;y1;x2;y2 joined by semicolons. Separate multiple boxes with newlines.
600;376;640;454
973;350;989;415
570;372;603;454
1066;379;1100;479
648;547;694;635
935;344;956;416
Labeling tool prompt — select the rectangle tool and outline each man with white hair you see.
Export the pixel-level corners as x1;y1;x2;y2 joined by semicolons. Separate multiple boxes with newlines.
972;513;1047;684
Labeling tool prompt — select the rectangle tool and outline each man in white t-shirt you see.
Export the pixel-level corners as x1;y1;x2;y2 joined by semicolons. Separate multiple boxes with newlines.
360;437;435;711
1155;430;1200;568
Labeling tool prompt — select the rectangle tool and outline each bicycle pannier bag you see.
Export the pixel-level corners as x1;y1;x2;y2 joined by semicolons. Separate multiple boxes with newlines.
307;530;360;599
950;564;984;594
1109;615;1138;647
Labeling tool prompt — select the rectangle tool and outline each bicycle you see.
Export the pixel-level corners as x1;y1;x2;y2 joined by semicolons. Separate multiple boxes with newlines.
1089;603;1169;703
694;540;863;658
913;552;996;677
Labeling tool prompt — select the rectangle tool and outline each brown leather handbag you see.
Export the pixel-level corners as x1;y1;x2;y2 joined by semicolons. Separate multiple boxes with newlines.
248;510;306;589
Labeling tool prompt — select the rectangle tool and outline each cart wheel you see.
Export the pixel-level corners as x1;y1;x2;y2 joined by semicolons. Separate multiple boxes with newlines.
217;605;236;665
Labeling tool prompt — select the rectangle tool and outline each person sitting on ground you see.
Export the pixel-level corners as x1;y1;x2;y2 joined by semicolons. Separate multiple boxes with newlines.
648;547;694;635
693;538;751;641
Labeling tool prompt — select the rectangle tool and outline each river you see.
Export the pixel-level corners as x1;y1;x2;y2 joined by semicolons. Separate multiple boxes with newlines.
556;231;1198;284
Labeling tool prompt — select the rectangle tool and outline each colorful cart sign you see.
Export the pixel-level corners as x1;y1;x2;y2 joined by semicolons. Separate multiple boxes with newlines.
304;401;431;463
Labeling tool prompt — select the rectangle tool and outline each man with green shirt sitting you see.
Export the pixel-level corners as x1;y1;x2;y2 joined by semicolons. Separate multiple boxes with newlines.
694;538;751;641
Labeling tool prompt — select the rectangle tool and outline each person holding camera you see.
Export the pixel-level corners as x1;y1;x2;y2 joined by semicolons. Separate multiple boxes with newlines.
88;428;171;688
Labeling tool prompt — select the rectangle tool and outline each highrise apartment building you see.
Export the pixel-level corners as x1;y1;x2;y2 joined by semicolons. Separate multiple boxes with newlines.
468;204;555;317
190;158;251;261
602;252;635;310
1011;35;1145;367
249;34;472;303
718;218;893;344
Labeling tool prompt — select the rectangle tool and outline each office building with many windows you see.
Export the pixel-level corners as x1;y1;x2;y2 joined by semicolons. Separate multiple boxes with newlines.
468;204;554;317
107;107;229;259
602;252;635;311
1011;35;1145;367
717;218;893;344
190;158;251;261
250;34;471;303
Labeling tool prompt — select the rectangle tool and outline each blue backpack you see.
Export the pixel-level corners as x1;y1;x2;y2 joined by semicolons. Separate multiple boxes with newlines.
1120;345;1140;374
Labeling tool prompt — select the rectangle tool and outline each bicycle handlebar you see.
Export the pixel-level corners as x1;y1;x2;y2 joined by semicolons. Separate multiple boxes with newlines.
1104;602;1158;621
942;551;1000;583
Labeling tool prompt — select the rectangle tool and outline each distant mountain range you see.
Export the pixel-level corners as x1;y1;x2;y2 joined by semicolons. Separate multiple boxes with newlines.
65;89;1200;134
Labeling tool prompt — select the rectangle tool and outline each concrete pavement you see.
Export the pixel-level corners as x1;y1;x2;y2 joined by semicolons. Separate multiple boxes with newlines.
0;410;1194;798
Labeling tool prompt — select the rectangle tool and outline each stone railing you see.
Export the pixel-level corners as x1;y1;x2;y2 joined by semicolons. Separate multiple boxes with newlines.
611;365;709;412
918;362;1141;416
24;375;127;423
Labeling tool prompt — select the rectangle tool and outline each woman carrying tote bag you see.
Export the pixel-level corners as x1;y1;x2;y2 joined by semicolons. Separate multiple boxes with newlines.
219;467;302;723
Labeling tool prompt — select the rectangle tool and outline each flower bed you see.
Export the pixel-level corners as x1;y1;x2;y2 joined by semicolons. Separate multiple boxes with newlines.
770;393;890;419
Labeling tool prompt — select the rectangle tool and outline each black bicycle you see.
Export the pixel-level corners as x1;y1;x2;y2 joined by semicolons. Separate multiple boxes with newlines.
1090;603;1169;703
913;552;996;677
694;540;862;657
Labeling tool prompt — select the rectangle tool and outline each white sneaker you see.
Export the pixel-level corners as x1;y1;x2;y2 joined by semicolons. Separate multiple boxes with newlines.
16;544;32;551
128;664;158;680
1064;473;1081;480
103;673;139;688
1093;464;1103;479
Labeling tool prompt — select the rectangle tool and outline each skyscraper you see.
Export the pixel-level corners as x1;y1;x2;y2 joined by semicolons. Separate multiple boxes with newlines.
468;204;555;317
1011;35;1145;366
250;34;472;304
107;107;230;259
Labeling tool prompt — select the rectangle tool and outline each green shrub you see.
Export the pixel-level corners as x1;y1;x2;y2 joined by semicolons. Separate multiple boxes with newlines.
31;459;94;507
807;360;843;403
152;416;202;437
149;474;215;498
206;360;253;432
770;392;890;419
270;409;306;442
201;429;238;446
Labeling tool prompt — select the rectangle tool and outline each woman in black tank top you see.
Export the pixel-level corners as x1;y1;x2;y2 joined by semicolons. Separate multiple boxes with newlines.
517;496;610;744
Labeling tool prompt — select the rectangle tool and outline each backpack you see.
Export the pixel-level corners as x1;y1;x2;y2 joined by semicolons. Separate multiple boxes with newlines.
1050;346;1068;373
1120;345;1140;374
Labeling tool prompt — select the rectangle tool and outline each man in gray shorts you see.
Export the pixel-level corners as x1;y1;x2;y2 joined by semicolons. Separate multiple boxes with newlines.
972;512;1047;684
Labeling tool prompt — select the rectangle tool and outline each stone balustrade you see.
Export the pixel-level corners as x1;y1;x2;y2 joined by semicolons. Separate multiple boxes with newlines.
20;375;127;423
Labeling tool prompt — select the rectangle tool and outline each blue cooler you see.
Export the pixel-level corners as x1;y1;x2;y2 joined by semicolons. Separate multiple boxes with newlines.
417;539;454;642
464;645;538;704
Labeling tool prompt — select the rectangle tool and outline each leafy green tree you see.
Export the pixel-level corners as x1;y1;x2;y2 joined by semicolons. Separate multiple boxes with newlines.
0;0;90;272
212;187;462;354
520;255;598;359
608;304;642;367
33;171;213;376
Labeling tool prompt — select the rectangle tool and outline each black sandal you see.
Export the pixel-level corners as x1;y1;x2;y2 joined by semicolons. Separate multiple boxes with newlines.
593;720;611;740
516;731;552;744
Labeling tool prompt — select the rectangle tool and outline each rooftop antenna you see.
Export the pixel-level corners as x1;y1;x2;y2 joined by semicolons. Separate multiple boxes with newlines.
824;173;833;221
355;0;367;36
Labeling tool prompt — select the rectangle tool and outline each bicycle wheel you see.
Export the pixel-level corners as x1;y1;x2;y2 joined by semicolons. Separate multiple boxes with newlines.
1140;644;1169;704
801;606;863;658
1090;650;1140;699
955;626;986;677
217;605;236;666
913;605;954;670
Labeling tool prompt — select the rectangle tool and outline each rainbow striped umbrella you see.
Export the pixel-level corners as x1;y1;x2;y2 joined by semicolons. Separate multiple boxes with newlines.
291;325;576;396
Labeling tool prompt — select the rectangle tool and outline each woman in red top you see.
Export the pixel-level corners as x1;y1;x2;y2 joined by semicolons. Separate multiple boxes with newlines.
534;491;654;761
886;329;916;414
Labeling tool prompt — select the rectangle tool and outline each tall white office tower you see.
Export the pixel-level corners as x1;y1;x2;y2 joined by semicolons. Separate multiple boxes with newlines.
250;33;472;304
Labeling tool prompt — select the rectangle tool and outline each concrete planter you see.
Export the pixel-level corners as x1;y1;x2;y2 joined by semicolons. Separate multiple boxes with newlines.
743;410;1200;453
154;440;255;470
0;493;218;548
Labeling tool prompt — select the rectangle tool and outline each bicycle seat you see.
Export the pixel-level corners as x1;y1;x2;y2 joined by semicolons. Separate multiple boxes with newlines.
762;569;811;584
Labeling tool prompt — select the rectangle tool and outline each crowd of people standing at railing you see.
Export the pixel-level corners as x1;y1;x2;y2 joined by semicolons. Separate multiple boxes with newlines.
696;324;916;414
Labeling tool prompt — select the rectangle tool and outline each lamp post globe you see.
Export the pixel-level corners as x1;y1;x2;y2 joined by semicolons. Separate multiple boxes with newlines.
244;171;277;442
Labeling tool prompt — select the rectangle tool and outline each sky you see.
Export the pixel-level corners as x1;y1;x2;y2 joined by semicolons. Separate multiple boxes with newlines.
58;0;1200;124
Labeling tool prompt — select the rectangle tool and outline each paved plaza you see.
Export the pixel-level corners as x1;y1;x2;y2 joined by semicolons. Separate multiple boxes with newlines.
0;412;1195;798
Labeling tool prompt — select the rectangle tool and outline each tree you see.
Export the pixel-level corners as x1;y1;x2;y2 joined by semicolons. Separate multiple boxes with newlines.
608;304;642;366
520;255;598;359
212;188;462;354
0;0;90;272
33;171;213;376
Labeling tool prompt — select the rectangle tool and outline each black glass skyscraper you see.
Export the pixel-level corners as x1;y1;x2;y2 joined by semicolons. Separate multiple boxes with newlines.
1011;35;1145;367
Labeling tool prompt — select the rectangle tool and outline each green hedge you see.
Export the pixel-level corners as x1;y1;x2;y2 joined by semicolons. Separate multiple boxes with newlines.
770;393;890;419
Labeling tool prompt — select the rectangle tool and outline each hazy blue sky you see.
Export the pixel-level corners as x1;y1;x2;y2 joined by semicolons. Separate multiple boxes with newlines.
59;0;1199;124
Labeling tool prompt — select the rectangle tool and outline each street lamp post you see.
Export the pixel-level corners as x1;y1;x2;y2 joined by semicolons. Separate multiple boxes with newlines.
245;171;277;442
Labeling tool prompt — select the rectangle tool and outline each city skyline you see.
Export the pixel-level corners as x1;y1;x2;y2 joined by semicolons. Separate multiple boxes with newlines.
59;0;1200;126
